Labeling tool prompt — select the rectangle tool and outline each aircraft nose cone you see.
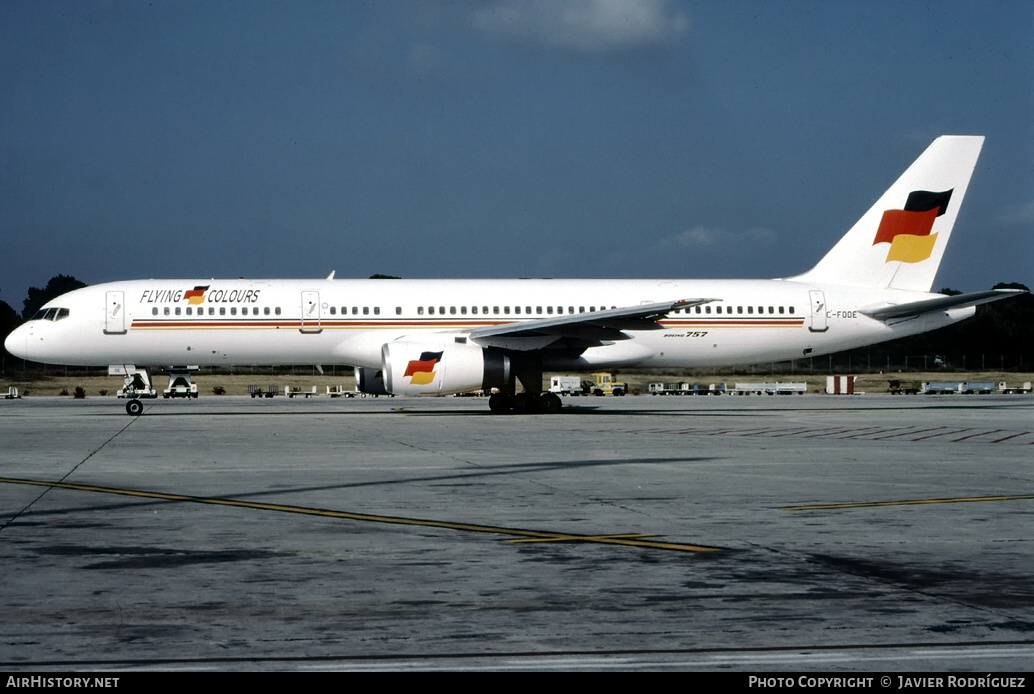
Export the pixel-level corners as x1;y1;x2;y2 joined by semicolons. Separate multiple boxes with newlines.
4;325;29;361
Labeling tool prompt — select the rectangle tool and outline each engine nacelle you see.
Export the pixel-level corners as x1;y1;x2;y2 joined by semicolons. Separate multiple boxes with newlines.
354;367;389;395
382;341;510;396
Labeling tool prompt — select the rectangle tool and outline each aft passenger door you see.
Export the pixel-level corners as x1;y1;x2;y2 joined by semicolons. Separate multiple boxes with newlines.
808;290;828;333
300;291;322;333
104;291;126;335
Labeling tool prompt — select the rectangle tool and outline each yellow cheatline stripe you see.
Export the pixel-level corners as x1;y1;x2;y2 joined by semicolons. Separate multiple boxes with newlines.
0;477;720;553
781;494;1034;511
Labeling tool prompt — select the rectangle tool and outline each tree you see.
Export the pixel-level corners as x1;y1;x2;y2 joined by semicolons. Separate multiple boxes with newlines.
1;299;19;368
22;275;86;320
0;299;17;340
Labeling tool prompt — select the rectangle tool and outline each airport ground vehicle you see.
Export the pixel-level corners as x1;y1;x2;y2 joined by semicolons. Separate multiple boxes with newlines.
589;373;627;396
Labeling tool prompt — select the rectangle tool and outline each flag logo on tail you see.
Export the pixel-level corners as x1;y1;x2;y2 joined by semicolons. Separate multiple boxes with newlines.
404;351;443;385
873;190;953;263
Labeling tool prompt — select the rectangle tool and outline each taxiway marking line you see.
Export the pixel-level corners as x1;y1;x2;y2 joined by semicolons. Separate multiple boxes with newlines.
0;477;720;553
781;494;1034;511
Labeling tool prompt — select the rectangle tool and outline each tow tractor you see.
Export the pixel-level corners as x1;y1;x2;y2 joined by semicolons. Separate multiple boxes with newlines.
588;372;628;396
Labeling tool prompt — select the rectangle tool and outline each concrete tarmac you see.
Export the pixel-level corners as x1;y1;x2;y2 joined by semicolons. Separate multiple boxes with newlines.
1;394;1032;671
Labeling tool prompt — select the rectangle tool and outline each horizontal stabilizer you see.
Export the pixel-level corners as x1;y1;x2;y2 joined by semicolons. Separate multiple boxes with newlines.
859;289;1025;322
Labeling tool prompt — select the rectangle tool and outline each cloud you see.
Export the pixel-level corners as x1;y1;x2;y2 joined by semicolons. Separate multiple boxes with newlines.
666;226;776;249
470;0;689;54
997;200;1034;226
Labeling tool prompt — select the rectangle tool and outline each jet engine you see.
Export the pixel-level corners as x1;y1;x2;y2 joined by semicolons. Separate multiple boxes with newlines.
382;341;510;396
354;367;389;395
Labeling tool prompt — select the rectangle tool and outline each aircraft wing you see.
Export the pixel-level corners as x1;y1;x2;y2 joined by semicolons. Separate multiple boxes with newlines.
859;289;1025;322
467;298;717;350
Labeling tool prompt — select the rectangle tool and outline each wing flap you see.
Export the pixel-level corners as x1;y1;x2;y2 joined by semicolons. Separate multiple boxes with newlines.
467;298;717;347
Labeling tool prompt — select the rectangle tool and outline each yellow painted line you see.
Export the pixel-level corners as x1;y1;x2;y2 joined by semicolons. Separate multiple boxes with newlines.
0;477;720;553
782;494;1034;511
505;533;653;543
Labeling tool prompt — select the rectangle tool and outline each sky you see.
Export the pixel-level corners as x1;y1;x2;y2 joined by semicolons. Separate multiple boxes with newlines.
2;0;1031;310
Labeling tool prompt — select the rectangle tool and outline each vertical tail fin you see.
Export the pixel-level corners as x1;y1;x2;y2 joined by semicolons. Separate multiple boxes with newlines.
792;136;984;292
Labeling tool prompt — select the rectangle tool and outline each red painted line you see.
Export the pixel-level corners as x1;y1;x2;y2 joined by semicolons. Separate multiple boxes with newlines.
872;426;946;440
767;427;818;437
909;428;971;441
735;428;785;436
952;429;1003;442
801;426;882;438
842;427;909;439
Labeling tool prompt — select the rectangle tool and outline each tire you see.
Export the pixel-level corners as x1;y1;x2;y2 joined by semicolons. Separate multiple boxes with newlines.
513;393;540;414
489;392;511;414
539;393;562;414
126;400;143;416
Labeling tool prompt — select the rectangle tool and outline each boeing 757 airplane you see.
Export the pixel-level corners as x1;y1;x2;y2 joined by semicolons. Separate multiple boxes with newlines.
5;136;1023;415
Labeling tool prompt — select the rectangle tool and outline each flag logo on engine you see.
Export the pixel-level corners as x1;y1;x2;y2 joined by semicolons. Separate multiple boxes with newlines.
404;351;443;385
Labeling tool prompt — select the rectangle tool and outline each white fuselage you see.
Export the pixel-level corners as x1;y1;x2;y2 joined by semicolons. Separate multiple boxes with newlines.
6;277;970;371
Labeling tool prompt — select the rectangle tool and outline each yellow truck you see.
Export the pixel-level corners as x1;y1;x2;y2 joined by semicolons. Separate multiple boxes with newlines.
589;372;628;396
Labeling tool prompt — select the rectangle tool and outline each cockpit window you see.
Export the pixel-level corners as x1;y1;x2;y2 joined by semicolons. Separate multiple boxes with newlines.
29;307;69;321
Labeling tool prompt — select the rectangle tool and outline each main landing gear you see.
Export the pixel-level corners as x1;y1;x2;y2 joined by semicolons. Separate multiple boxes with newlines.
488;353;562;414
488;391;563;415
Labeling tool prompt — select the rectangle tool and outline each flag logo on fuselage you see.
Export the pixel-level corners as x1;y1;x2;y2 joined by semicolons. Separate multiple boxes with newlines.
184;285;210;305
872;189;953;263
404;351;443;385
